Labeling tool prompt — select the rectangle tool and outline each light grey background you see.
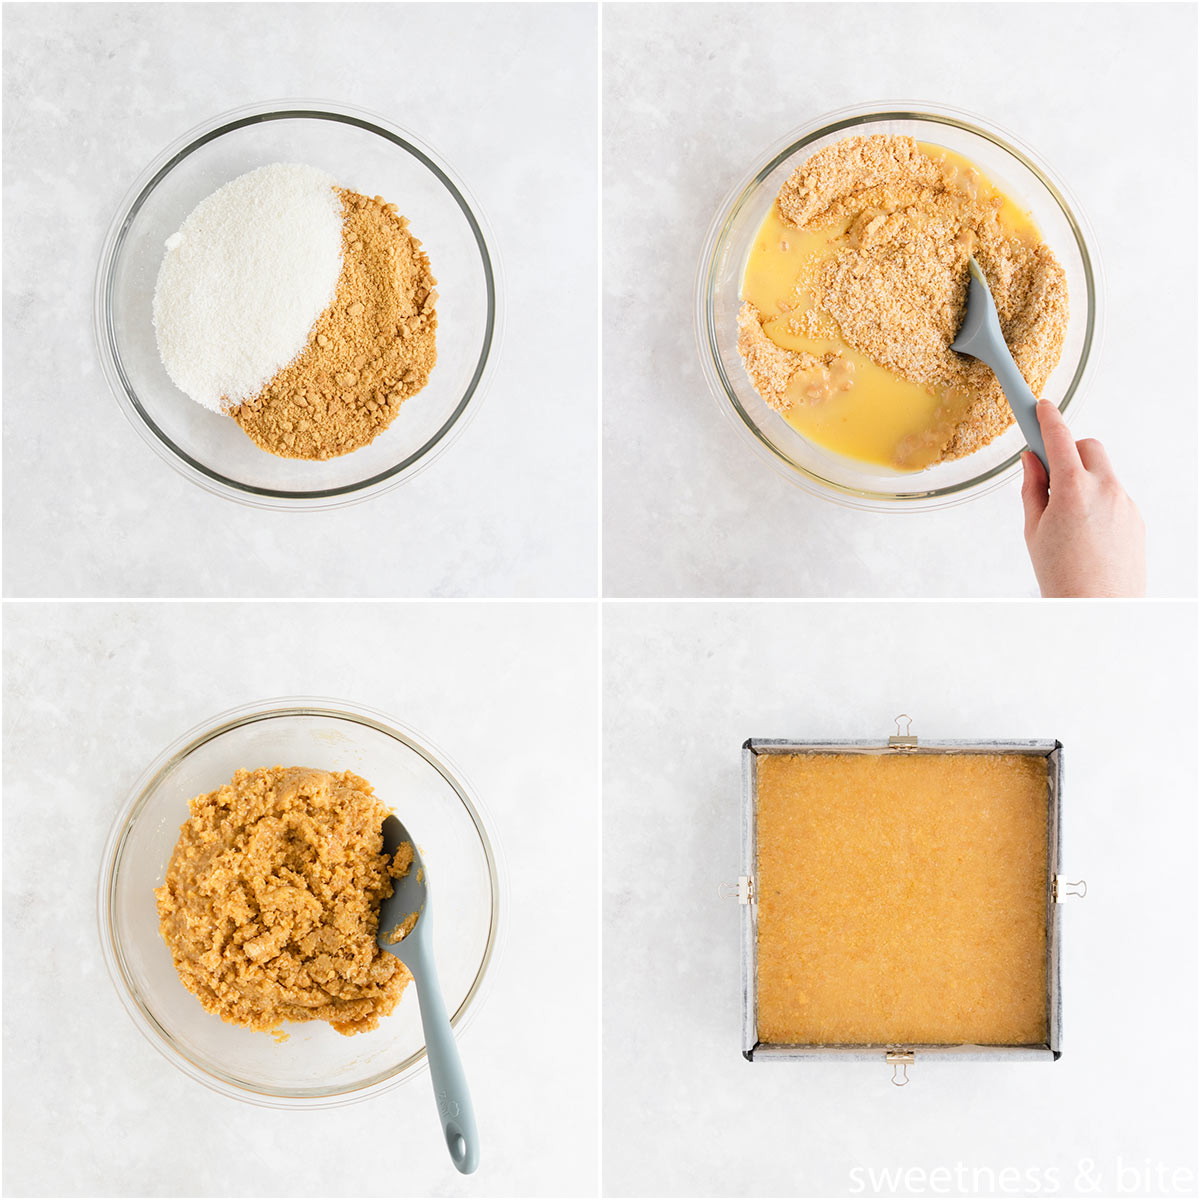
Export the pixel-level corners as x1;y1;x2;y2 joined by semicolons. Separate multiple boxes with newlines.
3;2;597;598
603;2;1198;598
3;601;599;1196
602;601;1199;1197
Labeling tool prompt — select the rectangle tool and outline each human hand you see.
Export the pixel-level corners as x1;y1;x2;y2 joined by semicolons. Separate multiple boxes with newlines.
1020;399;1146;597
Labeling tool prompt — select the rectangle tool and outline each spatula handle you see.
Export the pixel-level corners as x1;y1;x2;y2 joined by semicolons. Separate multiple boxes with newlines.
412;945;480;1175
991;353;1049;475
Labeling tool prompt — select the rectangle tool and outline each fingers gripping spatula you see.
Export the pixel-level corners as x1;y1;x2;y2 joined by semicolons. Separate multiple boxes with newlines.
377;815;480;1175
951;255;1050;474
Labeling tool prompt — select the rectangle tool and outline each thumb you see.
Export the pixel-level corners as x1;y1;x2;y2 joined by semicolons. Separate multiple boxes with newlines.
1021;449;1049;536
1037;398;1082;478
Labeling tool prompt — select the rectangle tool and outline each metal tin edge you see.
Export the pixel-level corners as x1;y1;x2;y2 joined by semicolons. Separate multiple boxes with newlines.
750;1045;1056;1062
743;737;1063;1061
1048;743;1064;1056
748;738;1058;753
741;742;757;1055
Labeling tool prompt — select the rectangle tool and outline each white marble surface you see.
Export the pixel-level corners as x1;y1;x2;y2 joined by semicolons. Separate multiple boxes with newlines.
2;3;598;598
2;601;599;1196
602;2;1198;597
602;601;1199;1196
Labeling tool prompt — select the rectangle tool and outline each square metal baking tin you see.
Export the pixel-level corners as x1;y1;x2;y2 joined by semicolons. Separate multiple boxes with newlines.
740;735;1064;1066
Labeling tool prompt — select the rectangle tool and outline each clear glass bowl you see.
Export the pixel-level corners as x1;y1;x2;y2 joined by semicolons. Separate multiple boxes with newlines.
695;101;1101;511
95;101;501;510
98;698;504;1109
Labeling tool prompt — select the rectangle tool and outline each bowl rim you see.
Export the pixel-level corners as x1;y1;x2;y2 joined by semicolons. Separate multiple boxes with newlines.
96;695;507;1109
694;99;1104;512
93;98;504;511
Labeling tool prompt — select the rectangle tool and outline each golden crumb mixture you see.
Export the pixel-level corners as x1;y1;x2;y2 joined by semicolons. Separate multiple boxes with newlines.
233;190;437;459
155;765;414;1035
384;912;420;944
738;135;1068;469
755;752;1049;1046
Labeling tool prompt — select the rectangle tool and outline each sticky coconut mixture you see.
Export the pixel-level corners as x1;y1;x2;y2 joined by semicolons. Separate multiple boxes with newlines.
155;765;414;1036
737;135;1069;467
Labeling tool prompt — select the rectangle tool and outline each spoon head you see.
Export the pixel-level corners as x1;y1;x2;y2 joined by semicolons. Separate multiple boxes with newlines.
377;814;428;967
949;256;1003;365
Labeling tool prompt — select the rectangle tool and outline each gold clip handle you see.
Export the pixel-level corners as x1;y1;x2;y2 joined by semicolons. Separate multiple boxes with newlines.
1054;877;1088;901
718;876;754;904
888;713;918;750
886;1048;914;1086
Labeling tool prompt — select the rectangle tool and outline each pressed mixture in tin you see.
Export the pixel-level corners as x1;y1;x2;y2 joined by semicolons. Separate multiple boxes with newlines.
153;163;437;460
737;135;1069;470
155;765;414;1035
755;752;1050;1046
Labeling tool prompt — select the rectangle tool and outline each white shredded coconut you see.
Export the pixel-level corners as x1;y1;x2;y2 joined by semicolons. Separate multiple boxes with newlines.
152;163;344;412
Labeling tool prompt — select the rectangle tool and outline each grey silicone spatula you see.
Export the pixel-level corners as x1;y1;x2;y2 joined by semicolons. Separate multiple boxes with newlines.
951;255;1050;474
378;815;479;1175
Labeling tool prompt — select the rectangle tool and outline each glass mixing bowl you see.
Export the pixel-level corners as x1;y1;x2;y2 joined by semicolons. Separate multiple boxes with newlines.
695;101;1101;511
95;101;501;510
98;698;504;1109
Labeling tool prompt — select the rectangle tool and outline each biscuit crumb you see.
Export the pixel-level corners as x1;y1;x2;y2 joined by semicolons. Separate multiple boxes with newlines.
232;190;437;459
384;912;420;944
